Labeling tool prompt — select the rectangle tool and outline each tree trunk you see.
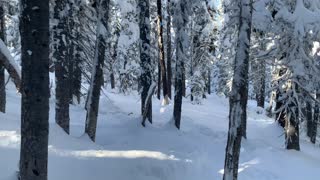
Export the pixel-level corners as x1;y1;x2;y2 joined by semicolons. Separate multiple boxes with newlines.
110;72;115;89
139;0;153;125
306;100;313;138
166;0;172;99
85;35;105;142
223;0;252;179
157;0;168;103
173;0;189;129
255;61;266;108
19;1;50;179
157;60;161;100
0;4;5;113
275;68;287;128
53;0;70;134
311;92;319;144
285;98;300;150
85;0;110;142
207;69;211;95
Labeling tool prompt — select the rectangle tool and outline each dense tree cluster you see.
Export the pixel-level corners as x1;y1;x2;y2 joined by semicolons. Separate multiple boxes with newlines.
0;0;319;180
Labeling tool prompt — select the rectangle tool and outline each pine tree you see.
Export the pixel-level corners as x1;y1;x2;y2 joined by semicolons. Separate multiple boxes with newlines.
85;0;110;142
166;0;172;99
53;0;71;134
173;0;190;129
139;0;153;126
157;0;169;104
19;0;50;179
0;4;6;113
223;0;253;179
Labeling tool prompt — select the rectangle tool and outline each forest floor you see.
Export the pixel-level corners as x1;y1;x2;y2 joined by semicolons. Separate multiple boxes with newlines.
0;82;320;180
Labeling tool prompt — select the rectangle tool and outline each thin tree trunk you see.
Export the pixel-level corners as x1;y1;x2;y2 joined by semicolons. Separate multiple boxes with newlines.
85;35;105;142
54;0;70;134
19;0;50;179
311;92;319;144
207;69;211;95
285;96;300;150
256;61;266;108
139;0;153;125
85;0;110;142
223;0;252;179
306;100;313;138
0;4;5;113
157;60;161;100
157;0;169;104
110;72;115;89
173;0;189;129
166;0;172;99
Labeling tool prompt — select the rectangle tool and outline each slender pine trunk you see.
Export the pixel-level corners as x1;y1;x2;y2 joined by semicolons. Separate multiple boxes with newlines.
85;0;110;141
139;0;152;125
0;4;5;113
166;0;172;99
223;0;252;179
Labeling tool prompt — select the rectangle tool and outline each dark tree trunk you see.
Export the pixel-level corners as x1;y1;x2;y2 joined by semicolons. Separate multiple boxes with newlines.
255;61;266;108
285;99;300;150
0;5;5;113
19;1;50;180
207;69;211;95
306;100;313;138
157;60;161;100
85;35;105;142
85;0;110;142
173;0;189;129
0;65;4;113
166;0;172;99
275;68;287;128
182;70;186;97
223;0;252;179
157;0;168;102
110;72;115;89
53;0;70;134
311;93;319;144
139;0;152;125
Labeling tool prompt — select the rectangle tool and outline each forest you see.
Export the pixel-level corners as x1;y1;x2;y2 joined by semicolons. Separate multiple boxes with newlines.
0;0;319;180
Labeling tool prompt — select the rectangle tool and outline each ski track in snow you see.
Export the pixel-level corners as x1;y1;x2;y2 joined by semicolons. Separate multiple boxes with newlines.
0;83;319;180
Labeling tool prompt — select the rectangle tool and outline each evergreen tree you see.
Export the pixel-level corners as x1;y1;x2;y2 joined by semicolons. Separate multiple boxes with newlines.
19;0;50;179
223;0;253;179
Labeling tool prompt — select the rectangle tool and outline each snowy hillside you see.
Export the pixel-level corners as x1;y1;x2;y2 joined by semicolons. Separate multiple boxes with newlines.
0;82;319;180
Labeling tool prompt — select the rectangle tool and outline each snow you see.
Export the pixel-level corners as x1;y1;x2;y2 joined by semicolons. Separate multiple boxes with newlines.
0;39;21;78
0;82;320;180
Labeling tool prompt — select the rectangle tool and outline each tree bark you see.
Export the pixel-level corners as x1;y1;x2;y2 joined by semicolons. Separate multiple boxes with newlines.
139;0;152;125
19;0;50;179
53;0;70;134
223;0;252;179
285;97;300;150
306;100;313;138
173;0;189;129
166;0;172;99
110;72;115;89
311;92;319;144
85;0;110;142
0;4;5;113
157;0;168;103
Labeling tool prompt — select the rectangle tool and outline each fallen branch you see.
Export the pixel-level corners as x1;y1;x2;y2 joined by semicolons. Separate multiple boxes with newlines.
0;39;21;91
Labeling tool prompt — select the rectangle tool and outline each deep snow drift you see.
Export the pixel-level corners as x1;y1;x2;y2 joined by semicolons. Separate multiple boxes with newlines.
0;82;320;180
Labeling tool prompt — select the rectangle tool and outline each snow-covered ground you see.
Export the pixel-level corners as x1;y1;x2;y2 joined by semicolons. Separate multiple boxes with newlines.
0;82;320;180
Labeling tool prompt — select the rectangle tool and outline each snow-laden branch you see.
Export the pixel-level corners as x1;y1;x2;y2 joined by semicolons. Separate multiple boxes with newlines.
0;39;21;91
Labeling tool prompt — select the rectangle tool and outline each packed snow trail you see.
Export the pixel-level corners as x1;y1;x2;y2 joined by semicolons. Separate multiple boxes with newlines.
0;83;319;180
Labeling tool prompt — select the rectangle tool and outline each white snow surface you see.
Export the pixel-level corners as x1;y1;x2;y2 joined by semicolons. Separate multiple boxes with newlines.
0;82;320;180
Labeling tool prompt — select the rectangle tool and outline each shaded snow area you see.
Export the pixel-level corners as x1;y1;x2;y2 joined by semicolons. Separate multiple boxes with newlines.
1;82;320;180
